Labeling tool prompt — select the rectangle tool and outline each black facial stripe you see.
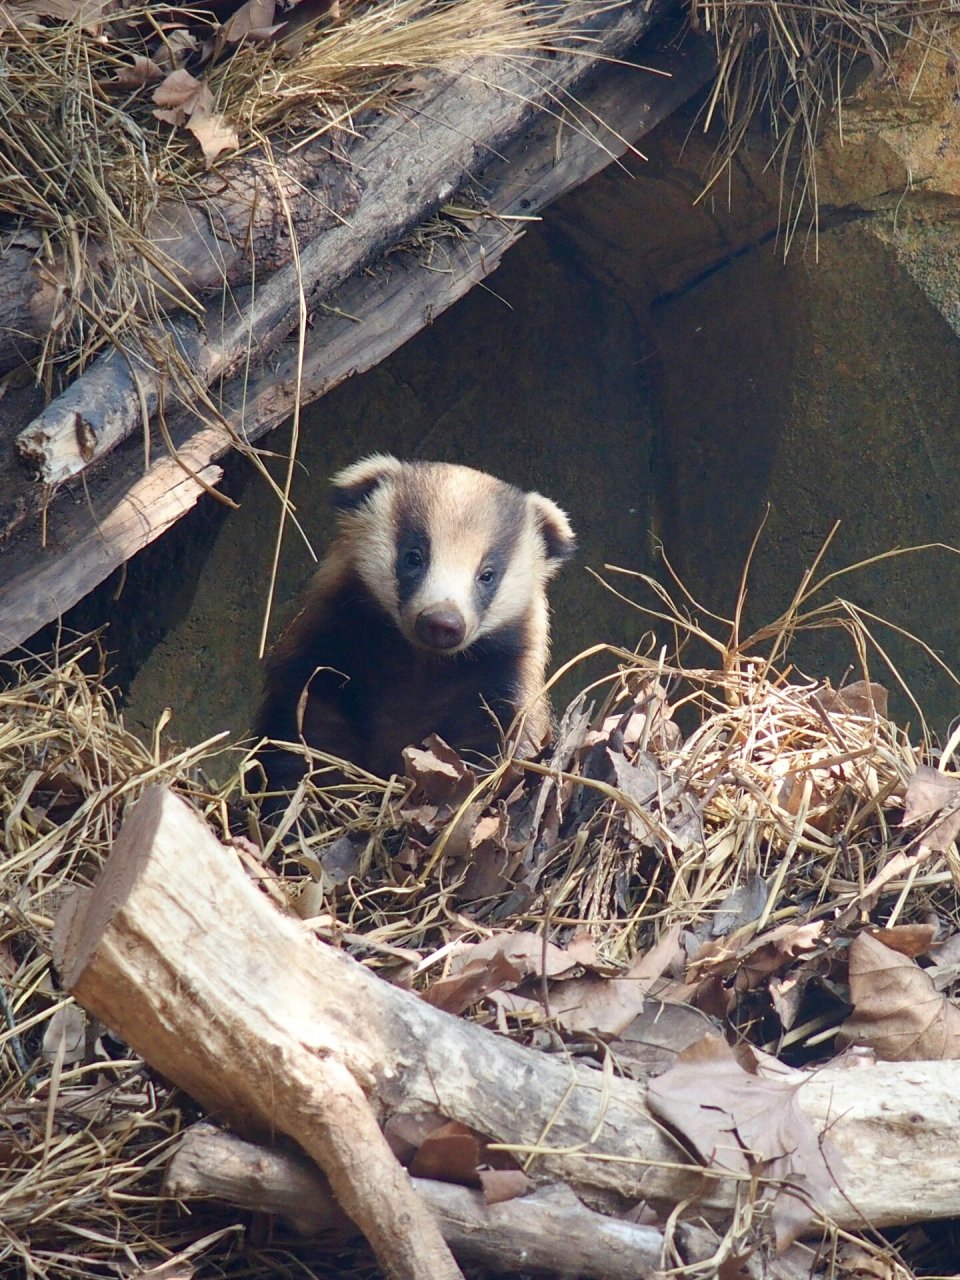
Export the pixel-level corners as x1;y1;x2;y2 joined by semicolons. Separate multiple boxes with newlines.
473;492;526;613
395;519;430;604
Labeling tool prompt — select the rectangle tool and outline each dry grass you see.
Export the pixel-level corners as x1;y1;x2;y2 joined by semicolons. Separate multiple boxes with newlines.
1;550;957;1273
691;0;960;251
0;0;608;393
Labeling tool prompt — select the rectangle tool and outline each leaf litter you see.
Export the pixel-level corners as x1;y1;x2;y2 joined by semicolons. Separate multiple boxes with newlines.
5;550;960;1274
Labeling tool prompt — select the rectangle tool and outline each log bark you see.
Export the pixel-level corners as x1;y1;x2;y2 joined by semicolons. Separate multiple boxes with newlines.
14;0;674;489
52;783;960;1246
53;786;460;1280
0;32;714;654
164;1122;818;1279
0;144;362;376
165;1123;666;1277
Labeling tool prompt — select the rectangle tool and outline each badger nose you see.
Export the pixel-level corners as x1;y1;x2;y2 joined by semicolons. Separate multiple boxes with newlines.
415;606;466;650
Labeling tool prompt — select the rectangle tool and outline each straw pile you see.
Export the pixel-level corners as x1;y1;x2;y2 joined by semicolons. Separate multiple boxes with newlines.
3;554;960;1275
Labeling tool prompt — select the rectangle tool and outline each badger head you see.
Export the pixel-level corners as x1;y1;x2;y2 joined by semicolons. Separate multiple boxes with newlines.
331;454;576;655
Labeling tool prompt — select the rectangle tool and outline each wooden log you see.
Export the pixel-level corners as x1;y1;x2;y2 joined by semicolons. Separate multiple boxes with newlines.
165;1122;818;1279
0;33;715;654
0;143;361;377
0;455;222;654
54;786;461;1280
52;783;960;1241
14;0;673;488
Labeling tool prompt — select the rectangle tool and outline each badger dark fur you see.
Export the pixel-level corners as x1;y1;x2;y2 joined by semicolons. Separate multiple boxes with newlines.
253;454;576;798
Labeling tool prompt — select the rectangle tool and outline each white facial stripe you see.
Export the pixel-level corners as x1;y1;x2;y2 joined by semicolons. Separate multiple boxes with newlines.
344;460;563;650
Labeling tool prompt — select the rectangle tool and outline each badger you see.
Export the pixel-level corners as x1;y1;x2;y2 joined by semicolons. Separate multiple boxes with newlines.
253;454;576;798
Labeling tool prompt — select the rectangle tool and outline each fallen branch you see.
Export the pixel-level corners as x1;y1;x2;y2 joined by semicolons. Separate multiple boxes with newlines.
51;784;960;1253
166;1123;668;1278
15;0;672;489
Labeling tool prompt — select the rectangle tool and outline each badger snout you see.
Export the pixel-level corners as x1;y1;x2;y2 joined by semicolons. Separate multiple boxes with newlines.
415;605;466;651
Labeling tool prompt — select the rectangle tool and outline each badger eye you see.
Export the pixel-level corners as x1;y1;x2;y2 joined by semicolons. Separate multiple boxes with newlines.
404;549;424;568
477;566;496;586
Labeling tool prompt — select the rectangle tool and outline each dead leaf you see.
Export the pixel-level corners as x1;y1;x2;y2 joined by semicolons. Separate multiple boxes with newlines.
816;680;888;719
711;874;769;938
837;931;960;1060
220;0;277;42
186;97;240;165
865;923;936;959
903;765;960;824
902;764;960;850
0;0;109;29
403;736;476;807
153;69;204;122
424;950;524;1015
478;1168;532;1204
152;71;238;165
647;1034;842;1251
688;920;823;991
115;56;165;88
409;1121;516;1186
409;1121;482;1185
541;927;684;1036
449;932;579;981
614;1000;722;1074
41;1003;86;1064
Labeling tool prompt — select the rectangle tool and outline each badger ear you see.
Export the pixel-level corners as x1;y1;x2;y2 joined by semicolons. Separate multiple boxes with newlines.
331;454;403;510
529;492;576;567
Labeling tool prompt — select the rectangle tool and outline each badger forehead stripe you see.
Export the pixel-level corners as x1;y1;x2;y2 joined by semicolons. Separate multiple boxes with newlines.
393;471;527;569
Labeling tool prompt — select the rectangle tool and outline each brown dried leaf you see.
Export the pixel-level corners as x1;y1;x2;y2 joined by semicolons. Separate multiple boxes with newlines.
0;0;109;29
409;1121;516;1186
902;765;960;850
866;923;936;959
688;920;823;988
544;927;683;1036
816;680;888;718
221;0;277;42
614;1000;722;1074
837;931;960;1060
423;950;524;1015
153;68;204;119
607;748;661;840
455;933;579;980
187;96;240;165
403;736;476;807
478;1168;532;1204
152;71;238;164
409;1121;482;1186
115;56;165;88
647;1034;842;1251
41;1003;86;1064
